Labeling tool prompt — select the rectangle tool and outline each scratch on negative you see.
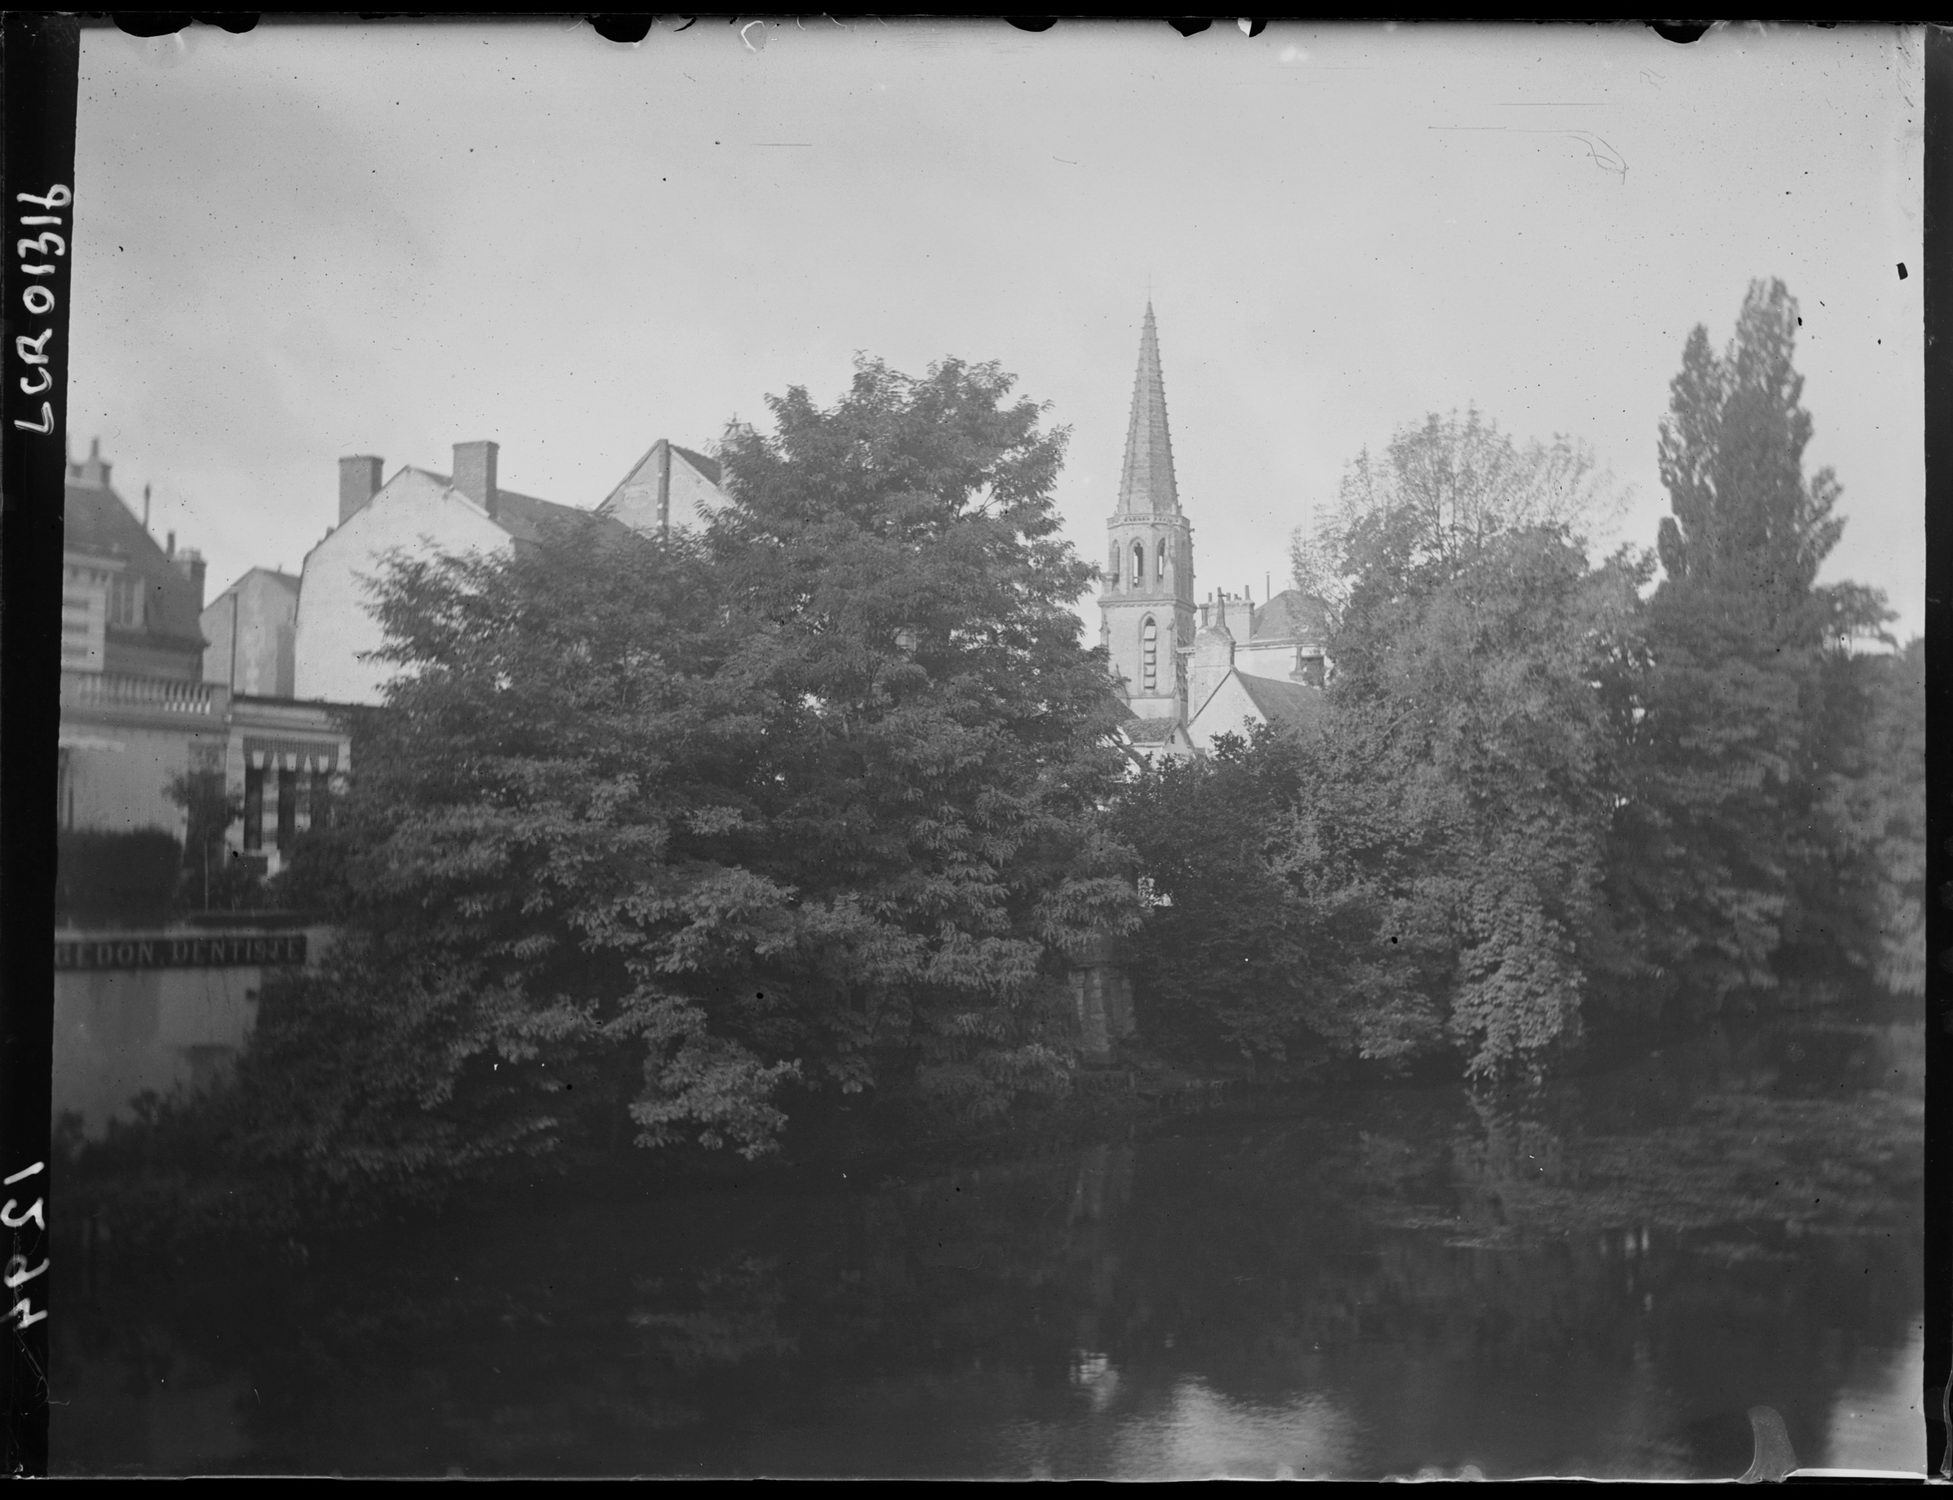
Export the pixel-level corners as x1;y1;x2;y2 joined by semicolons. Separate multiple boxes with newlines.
1429;124;1627;182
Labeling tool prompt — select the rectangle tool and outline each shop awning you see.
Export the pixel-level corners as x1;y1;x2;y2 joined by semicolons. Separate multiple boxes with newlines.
242;736;341;773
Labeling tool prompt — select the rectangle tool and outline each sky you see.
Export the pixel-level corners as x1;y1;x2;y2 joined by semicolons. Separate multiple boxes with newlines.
69;19;1925;641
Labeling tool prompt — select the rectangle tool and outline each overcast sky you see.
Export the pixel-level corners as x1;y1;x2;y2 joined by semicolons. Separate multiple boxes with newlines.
70;19;1924;642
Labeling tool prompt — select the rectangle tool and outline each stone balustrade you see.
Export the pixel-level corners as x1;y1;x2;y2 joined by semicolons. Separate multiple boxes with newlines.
62;669;220;717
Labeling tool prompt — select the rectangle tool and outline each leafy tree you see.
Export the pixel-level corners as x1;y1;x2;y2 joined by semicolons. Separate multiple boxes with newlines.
1303;412;1645;1079
1112;717;1452;1074
1615;279;1894;1015
704;356;1139;1118
1816;638;1926;996
1127;411;1642;1081
1289;406;1623;641
1330;524;1649;1078
165;764;250;912
220;355;1136;1207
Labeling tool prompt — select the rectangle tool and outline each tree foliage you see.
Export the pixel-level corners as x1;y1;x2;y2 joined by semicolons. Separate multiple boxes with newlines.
1290;406;1623;640
1612;278;1900;1016
221;355;1136;1202
1128;411;1645;1081
703;358;1139;1116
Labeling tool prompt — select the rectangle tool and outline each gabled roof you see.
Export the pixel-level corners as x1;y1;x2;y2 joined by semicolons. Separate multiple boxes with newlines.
670;443;721;485
596;438;726;521
407;467;607;546
210;566;300;601
488;487;594;546
63;477;205;643
1234;671;1325;730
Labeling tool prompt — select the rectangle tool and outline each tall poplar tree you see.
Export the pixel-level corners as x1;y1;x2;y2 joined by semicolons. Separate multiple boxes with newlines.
1613;279;1893;1015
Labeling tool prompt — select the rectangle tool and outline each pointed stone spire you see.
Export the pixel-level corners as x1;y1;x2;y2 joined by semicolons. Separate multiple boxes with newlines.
1117;302;1180;515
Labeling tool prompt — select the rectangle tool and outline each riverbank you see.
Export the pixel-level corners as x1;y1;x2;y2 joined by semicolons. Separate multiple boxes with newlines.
52;983;1920;1272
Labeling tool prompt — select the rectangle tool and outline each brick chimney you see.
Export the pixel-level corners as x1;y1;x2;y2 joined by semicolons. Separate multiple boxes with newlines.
1187;605;1236;717
173;547;207;611
74;435;110;488
452;440;499;519
339;455;383;524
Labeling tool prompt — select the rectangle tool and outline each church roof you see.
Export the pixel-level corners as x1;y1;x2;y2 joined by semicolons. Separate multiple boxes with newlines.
1120;714;1184;746
1235;671;1325;731
1116;302;1180;516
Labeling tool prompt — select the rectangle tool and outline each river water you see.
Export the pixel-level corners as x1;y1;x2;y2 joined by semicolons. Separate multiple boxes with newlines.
52;1002;1925;1478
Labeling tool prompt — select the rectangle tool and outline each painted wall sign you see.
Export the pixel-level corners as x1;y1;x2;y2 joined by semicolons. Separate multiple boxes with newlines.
53;932;306;971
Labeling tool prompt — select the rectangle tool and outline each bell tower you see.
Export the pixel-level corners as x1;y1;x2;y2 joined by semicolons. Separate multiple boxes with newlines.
1099;303;1196;720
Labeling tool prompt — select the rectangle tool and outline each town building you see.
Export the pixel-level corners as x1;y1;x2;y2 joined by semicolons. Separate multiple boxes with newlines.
1097;307;1330;763
293;442;590;706
294;436;730;709
202;566;299;698
595;438;728;538
57;440;353;886
58;440;226;837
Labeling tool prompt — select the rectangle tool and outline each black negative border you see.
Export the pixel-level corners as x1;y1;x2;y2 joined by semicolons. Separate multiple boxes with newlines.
1;12;79;1481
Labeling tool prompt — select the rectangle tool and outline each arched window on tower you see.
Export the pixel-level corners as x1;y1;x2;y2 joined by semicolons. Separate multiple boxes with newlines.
1157;538;1169;587
1131;541;1145;588
1141;616;1158;693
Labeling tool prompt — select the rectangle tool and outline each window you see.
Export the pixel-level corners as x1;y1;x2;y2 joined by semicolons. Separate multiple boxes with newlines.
276;767;298;853
1157;538;1168;586
57;749;73;830
1141;617;1158;693
309;770;333;831
243;764;264;851
107;574;143;629
1130;541;1145;588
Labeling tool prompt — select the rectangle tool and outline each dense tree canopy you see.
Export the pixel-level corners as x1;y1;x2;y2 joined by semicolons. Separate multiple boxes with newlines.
1122;412;1645;1081
1612;278;1901;1017
77;288;1922;1234
220;356;1137;1205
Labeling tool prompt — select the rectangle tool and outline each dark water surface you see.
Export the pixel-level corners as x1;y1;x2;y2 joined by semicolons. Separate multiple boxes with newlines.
53;1003;1925;1478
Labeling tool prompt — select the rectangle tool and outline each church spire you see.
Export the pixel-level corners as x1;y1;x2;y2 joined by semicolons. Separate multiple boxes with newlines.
1117;302;1180;515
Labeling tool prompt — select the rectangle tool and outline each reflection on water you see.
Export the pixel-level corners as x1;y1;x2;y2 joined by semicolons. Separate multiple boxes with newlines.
1823;1324;1927;1474
51;1004;1924;1478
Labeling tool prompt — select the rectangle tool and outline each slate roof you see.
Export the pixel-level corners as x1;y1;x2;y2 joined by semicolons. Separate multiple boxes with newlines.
1234;671;1325;731
670;444;721;485
488;487;596;545
409;468;620;546
1121;714;1184;746
1249;588;1331;646
63;477;206;644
